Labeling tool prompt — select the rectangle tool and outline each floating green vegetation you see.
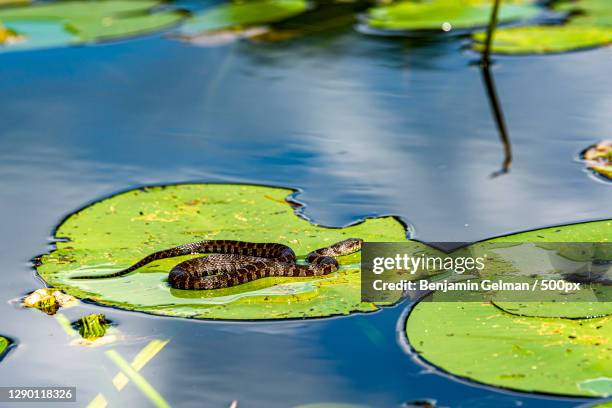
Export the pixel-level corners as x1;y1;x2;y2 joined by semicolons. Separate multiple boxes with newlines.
472;0;612;53
0;0;29;6
406;220;612;397
582;141;612;181
177;0;308;37
366;0;539;32
35;184;408;320
0;336;10;357
74;314;110;340
0;0;186;51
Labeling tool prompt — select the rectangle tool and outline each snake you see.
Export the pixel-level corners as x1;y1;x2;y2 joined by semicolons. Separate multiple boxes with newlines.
72;238;363;290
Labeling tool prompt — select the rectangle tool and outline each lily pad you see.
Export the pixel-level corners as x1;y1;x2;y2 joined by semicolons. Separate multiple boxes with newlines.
406;220;612;397
472;0;612;53
74;314;110;340
0;0;186;51
472;25;612;54
366;0;539;32
35;184;408;320
0;336;9;357
177;0;308;37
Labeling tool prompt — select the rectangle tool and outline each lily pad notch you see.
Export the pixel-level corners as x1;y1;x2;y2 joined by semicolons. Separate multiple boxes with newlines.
34;183;410;320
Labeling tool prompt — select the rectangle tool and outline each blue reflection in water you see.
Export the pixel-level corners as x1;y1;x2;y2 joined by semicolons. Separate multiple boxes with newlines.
0;16;609;408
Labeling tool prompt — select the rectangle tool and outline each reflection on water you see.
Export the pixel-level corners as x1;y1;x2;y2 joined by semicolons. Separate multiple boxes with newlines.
481;64;512;178
0;11;610;407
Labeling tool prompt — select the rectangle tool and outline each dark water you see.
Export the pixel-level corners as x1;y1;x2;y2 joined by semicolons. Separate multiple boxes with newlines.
1;9;611;408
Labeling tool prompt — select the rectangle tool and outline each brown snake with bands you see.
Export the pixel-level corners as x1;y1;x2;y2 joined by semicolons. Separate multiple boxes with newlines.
72;238;363;290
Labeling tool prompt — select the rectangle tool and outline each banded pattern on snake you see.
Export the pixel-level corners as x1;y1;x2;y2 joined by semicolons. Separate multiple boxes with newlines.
72;238;363;290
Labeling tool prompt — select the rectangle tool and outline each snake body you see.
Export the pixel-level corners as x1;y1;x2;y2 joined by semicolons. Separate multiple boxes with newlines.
72;238;363;290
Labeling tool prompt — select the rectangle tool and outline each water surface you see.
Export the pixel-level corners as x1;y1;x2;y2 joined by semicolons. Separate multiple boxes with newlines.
0;13;610;408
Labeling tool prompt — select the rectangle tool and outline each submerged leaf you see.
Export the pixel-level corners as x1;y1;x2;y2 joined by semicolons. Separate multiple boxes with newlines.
35;184;407;320
74;314;110;340
0;336;10;358
472;0;612;53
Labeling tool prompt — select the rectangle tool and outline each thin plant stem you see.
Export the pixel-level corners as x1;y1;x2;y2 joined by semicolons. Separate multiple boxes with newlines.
481;0;502;67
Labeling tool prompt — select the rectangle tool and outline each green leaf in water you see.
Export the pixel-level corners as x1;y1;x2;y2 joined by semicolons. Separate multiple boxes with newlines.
366;0;539;32
472;25;612;54
472;0;612;53
582;141;612;181
75;314;110;340
0;336;10;358
177;0;308;37
0;0;186;51
406;220;612;397
35;184;408;320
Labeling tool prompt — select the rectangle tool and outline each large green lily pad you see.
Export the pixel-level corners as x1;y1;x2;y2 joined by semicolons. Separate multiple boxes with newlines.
472;25;612;54
407;301;612;397
0;0;185;51
406;220;612;397
35;184;408;320
177;0;308;37
472;0;612;53
366;0;539;32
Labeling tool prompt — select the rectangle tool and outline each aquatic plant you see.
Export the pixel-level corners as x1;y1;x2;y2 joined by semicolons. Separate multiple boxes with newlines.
472;0;612;53
406;220;612;396
366;0;539;32
74;314;109;340
35;183;408;320
176;0;308;37
0;0;186;51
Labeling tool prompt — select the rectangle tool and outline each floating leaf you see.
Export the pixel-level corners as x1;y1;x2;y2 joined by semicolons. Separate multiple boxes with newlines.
581;141;612;181
406;220;612;397
177;0;308;37
554;0;612;26
0;0;29;6
407;301;612;397
0;0;186;51
366;0;539;32
472;25;612;54
472;0;612;53
0;336;10;359
35;184;407;320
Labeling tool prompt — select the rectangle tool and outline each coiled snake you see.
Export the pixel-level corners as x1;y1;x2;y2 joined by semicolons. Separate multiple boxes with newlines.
72;238;363;290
